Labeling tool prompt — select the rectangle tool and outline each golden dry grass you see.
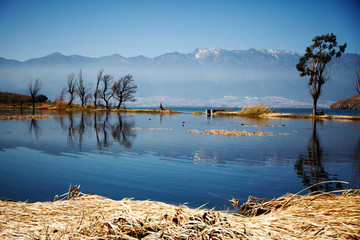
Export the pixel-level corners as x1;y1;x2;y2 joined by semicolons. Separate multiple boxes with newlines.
1;188;359;239
214;103;275;117
264;112;360;121
148;128;174;131
0;114;52;121
113;108;179;114
187;129;289;137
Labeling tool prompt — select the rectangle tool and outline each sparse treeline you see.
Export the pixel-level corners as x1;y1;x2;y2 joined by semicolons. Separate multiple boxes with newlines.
56;68;137;109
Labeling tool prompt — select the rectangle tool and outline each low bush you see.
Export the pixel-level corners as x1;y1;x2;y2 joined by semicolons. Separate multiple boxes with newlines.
55;101;69;109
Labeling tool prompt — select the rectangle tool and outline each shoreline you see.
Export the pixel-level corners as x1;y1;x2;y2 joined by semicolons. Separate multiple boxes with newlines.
1;105;360;121
1;190;359;239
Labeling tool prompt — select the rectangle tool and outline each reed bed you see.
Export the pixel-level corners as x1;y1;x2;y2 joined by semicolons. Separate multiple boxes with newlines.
0;114;52;121
264;112;360;121
187;129;289;137
214;103;275;116
1;185;359;239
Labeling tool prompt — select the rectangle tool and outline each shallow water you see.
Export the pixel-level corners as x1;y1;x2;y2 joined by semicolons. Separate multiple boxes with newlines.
0;109;359;209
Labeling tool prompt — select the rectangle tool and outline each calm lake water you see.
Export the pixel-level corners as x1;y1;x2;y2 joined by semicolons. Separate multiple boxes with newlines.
0;108;359;209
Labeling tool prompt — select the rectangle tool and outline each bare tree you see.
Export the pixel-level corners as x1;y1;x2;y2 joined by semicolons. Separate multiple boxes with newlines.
27;78;43;110
77;70;91;106
112;74;137;109
84;92;93;106
100;74;113;110
55;87;67;102
94;68;103;109
353;60;360;95
67;72;77;106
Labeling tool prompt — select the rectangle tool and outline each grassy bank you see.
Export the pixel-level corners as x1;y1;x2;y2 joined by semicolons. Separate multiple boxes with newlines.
0;188;358;239
1;102;359;121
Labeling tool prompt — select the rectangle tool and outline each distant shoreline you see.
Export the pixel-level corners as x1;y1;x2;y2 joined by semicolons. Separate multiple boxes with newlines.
1;105;360;121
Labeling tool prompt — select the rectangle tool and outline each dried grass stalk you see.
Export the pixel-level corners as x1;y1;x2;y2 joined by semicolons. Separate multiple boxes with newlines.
187;129;288;137
0;114;52;120
1;187;359;239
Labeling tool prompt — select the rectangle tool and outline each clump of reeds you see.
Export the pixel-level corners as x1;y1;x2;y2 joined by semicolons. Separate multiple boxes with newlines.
54;184;82;201
239;103;275;115
0;114;52;120
230;181;360;239
1;183;359;239
214;103;275;116
54;100;69;109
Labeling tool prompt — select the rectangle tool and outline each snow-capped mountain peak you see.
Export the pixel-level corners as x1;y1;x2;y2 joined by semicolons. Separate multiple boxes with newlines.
193;48;223;59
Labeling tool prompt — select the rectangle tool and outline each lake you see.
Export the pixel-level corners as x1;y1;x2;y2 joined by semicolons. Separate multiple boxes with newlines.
0;108;359;209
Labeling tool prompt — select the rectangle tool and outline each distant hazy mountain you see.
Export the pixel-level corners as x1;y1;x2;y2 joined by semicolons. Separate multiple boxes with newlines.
0;48;359;108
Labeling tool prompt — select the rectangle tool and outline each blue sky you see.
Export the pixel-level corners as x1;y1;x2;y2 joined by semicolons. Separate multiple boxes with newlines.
0;0;359;61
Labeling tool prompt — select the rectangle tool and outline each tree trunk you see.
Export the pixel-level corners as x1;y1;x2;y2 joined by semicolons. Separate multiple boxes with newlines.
312;97;318;116
117;100;122;109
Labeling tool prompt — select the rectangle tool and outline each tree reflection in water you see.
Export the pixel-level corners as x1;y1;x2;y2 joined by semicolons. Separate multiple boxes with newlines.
353;137;360;187
77;112;85;151
295;120;343;192
28;119;40;139
54;111;136;152
91;112;136;151
67;112;75;146
94;112;111;151
111;112;136;149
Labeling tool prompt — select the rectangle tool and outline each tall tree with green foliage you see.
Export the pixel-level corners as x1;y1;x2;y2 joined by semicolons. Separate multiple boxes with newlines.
296;33;346;116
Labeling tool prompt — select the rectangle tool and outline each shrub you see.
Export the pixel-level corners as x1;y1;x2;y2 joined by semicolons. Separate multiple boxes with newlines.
86;104;95;109
55;101;69;109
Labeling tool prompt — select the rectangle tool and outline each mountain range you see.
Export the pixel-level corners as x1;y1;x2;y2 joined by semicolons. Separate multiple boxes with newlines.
1;48;359;108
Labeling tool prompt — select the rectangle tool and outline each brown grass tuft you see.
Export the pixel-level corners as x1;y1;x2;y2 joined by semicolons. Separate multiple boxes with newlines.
1;184;359;239
187;129;289;137
0;114;52;120
54;100;69;109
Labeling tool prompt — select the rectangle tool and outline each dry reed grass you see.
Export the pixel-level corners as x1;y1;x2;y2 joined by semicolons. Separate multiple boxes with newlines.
264;112;360;121
54;100;69;109
148;128;174;131
187;129;288;137
1;183;358;239
214;103;275;117
0;114;52;121
114;108;179;114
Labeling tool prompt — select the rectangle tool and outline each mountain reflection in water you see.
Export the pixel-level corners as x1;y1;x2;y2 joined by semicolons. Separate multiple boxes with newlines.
0;110;359;208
